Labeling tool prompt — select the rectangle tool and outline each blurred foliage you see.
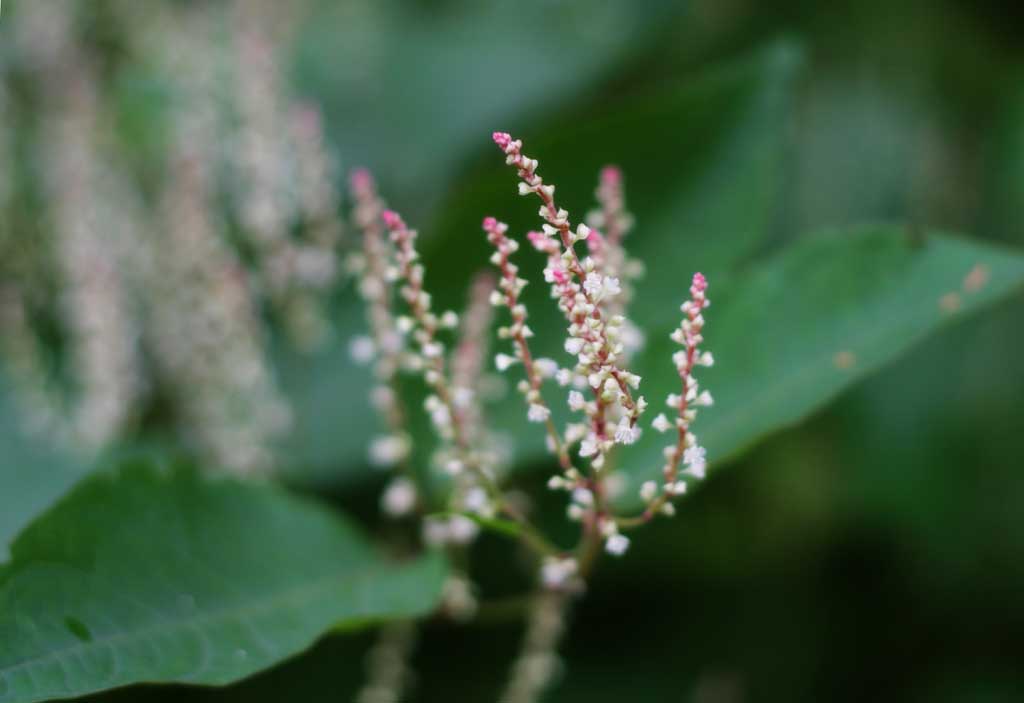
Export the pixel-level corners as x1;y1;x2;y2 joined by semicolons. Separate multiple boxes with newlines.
2;0;1024;700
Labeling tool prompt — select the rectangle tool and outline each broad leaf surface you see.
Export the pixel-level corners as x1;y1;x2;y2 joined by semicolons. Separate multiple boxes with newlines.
613;227;1024;506
0;464;446;703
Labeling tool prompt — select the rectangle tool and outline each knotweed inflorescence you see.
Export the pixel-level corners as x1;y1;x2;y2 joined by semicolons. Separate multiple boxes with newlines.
350;132;714;701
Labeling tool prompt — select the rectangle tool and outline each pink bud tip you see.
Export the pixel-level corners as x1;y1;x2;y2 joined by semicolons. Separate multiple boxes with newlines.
350;167;373;191
601;165;622;185
692;272;707;292
382;210;402;229
482;216;498;230
492;132;512;149
527;230;545;247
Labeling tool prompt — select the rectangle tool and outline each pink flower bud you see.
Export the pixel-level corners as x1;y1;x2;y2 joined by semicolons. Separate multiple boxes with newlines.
492;131;512;150
601;165;622;186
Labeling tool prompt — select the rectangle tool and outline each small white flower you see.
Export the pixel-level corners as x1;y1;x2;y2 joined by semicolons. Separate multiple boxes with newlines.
463;487;490;515
381;477;417;517
452;387;474;408
614;417;640;445
447;515;480;544
495;353;518;371
368;434;409;467
652;413;672;433
348;336;375;364
640;480;658;502
571;487;594;506
564;337;585;355
698;351;715;367
583;272;603;297
579;438;598;458
603;276;621;297
527;403;551;423
695;390;714;407
568;390;586;411
603;377;619;397
533;357;559;378
683;445;707;478
605;534;630;556
429;403;452;429
541;557;578;588
555;368;573;386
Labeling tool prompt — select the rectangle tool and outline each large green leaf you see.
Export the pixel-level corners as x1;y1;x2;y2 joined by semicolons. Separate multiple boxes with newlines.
0;379;89;561
613;226;1024;505
0;464;446;703
278;43;803;485
294;0;684;220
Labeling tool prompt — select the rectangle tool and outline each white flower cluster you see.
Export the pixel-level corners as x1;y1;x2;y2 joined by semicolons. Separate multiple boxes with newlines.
4;2;304;473
14;8;148;450
349;169;412;482
44;98;147;449
585;166;645;359
231;12;345;352
373;207;503;535
151;153;293;475
492;132;680;557
640;272;713;517
482;217;561;431
493;135;646;475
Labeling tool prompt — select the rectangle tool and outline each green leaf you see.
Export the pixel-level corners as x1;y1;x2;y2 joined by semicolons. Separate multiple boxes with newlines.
294;0;685;220
614;226;1024;505
0;463;447;703
278;43;804;486
0;378;90;561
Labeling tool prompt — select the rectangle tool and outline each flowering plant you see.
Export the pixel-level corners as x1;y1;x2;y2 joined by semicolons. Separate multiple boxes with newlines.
3;3;1024;702
346;132;716;699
